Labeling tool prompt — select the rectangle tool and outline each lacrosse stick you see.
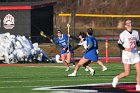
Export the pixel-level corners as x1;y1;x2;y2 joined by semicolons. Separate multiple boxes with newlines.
40;31;55;44
67;24;70;52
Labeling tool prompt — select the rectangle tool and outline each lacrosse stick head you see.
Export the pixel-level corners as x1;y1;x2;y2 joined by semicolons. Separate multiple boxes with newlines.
40;31;44;36
40;31;46;38
67;24;70;28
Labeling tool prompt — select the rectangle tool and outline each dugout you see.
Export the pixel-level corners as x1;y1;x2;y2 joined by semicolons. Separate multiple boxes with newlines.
0;1;56;43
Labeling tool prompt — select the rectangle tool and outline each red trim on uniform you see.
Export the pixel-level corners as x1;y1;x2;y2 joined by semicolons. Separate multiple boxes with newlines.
0;6;32;10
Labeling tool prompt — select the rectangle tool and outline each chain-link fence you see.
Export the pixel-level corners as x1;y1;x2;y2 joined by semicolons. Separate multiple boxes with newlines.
51;14;140;57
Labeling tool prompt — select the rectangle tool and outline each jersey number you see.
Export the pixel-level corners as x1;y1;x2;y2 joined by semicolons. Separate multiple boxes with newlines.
129;41;136;48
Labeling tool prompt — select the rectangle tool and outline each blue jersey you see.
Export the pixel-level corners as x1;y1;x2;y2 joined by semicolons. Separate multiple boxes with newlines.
84;36;98;62
55;34;68;48
55;34;73;54
86;36;98;50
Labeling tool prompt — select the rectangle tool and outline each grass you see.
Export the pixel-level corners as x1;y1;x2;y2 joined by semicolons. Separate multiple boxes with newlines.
0;63;137;93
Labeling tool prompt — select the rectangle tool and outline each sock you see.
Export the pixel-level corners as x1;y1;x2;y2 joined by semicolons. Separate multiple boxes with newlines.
66;66;70;69
88;67;94;72
73;70;77;74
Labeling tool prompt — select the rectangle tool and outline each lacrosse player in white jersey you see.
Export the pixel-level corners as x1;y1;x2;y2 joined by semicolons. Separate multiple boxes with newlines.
112;20;140;91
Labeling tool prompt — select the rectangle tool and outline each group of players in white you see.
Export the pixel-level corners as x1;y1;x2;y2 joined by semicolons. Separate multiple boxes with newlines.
52;20;140;91
0;32;50;64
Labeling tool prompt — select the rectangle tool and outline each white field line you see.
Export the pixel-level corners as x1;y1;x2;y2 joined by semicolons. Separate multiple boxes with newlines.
0;79;111;83
25;66;99;69
0;82;135;90
0;86;41;88
0;77;135;83
25;66;124;69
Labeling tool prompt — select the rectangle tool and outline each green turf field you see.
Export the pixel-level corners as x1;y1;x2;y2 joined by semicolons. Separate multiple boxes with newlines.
0;63;137;93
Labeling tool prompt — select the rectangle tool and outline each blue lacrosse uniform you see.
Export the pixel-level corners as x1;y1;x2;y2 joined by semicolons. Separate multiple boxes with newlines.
84;36;98;62
55;34;73;54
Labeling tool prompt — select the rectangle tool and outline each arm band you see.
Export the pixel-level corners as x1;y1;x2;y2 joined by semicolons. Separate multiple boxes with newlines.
136;41;140;47
118;44;125;50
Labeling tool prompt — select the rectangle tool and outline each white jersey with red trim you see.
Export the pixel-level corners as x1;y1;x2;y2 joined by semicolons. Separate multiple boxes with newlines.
118;30;139;49
118;30;140;64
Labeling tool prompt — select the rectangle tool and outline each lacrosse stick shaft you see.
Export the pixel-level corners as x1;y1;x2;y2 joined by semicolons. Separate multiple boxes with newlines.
67;24;70;52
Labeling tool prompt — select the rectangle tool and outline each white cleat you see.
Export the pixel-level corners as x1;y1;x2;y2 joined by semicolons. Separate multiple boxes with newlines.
102;66;107;71
112;76;119;88
85;68;89;71
136;85;140;91
68;73;76;77
90;70;95;76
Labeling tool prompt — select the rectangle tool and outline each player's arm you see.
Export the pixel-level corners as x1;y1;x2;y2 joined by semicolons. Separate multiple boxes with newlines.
50;37;59;45
118;43;125;50
118;40;131;51
64;43;69;50
136;31;140;47
86;38;94;51
86;42;93;50
118;34;125;50
50;38;62;48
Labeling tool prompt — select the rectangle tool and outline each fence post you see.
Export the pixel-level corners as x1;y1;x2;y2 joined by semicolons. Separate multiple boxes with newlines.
105;38;108;63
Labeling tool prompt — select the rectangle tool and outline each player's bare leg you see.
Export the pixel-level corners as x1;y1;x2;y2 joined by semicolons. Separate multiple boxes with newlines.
135;62;140;91
68;57;95;76
61;54;70;71
112;63;131;87
66;52;71;64
97;60;107;71
85;65;95;76
118;63;131;79
65;52;71;71
83;61;90;71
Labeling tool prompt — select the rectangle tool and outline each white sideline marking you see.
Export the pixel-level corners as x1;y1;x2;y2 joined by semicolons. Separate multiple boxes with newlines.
0;76;135;83
0;86;41;88
25;66;67;68
32;82;135;91
25;65;125;69
0;78;112;83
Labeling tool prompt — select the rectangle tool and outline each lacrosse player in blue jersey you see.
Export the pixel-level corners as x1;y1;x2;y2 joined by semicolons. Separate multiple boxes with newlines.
50;30;73;71
68;28;98;76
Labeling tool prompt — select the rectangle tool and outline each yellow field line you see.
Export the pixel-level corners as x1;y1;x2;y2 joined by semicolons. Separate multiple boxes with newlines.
56;27;140;30
58;13;140;18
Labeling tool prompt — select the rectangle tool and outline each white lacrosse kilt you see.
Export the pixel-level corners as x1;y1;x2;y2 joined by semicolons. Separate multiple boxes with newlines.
122;49;140;64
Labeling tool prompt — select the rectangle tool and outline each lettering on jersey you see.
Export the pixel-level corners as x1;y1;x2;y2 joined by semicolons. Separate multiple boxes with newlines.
59;39;66;46
3;14;15;29
128;37;136;41
94;40;97;48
